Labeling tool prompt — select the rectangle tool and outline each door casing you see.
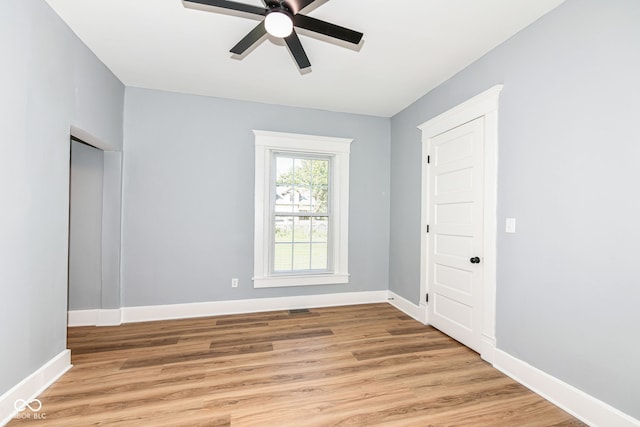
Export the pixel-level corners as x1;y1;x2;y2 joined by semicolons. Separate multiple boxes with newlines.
418;85;502;364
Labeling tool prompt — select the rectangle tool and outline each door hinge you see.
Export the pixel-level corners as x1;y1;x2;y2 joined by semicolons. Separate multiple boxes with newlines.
427;155;431;164
426;293;429;303
426;224;430;233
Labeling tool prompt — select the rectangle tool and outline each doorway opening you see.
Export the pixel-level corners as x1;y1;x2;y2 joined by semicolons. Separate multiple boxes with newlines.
67;129;123;328
68;138;104;316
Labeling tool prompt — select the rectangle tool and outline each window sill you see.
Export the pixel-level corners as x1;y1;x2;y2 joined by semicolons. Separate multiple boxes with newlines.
253;273;349;288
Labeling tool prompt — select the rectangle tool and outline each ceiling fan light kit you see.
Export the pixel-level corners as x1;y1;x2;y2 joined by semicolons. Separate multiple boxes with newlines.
182;0;363;71
264;10;293;38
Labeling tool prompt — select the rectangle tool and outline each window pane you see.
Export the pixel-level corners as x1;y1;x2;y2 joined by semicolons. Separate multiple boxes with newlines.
275;186;294;213
276;157;294;184
274;243;293;271
312;159;329;185
295;186;312;213
275;157;294;213
293;217;310;242
292;243;311;270
312;185;329;213
311;243;328;270
311;217;328;243
293;158;312;186
274;216;293;242
311;160;328;213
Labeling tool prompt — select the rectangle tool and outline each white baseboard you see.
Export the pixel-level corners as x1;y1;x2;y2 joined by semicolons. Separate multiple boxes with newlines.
97;309;122;326
494;349;640;427
121;290;389;323
69;292;389;326
68;309;97;326
387;291;427;324
0;350;71;426
68;309;122;327
480;334;496;365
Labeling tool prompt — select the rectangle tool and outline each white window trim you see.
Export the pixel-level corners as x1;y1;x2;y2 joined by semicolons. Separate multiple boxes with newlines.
253;130;352;288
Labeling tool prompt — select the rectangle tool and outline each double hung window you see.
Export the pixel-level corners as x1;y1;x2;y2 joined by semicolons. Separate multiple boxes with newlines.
253;131;351;288
273;154;330;273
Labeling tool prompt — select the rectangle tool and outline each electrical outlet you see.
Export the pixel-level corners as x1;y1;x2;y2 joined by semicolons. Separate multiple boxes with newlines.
231;278;239;288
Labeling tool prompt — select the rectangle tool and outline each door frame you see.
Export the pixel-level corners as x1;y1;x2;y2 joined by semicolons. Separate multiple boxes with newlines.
418;85;502;364
68;125;123;327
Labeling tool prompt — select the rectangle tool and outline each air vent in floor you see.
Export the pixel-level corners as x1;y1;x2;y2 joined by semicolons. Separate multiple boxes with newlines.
288;309;311;315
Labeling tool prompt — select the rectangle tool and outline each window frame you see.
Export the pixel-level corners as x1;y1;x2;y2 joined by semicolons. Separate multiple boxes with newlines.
253;130;352;288
270;152;333;275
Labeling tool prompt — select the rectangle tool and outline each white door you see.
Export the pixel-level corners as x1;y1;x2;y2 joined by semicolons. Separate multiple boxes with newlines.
427;116;485;352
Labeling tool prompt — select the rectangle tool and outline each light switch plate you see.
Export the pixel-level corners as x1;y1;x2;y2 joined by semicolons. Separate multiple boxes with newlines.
506;218;516;233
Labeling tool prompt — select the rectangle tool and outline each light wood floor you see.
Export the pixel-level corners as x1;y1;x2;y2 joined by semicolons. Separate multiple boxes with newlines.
9;304;585;426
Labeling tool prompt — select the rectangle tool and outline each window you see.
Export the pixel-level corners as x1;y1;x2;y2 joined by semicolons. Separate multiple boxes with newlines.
273;154;330;273
253;130;352;288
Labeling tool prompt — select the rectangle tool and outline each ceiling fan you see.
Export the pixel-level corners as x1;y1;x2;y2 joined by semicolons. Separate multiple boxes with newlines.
182;0;363;70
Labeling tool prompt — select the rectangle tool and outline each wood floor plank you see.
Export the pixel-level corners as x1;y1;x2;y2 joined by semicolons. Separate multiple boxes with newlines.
67;321;271;345
71;336;180;354
7;304;585;426
208;327;333;348
121;342;274;369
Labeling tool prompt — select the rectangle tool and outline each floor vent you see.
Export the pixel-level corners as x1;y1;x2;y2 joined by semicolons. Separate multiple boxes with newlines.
288;309;311;315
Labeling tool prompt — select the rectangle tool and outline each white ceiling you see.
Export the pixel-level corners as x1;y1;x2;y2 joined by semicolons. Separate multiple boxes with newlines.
44;0;566;117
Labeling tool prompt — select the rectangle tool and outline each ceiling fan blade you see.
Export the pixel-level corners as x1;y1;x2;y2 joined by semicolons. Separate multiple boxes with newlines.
183;0;267;16
293;14;362;45
283;0;316;14
284;31;311;69
230;21;268;55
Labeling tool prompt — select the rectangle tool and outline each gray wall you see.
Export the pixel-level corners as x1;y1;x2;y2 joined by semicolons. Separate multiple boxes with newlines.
0;0;124;395
389;0;640;418
121;88;390;306
101;151;124;310
68;141;104;310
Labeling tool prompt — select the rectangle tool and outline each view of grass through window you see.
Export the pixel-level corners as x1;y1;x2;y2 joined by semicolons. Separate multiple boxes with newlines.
273;154;330;273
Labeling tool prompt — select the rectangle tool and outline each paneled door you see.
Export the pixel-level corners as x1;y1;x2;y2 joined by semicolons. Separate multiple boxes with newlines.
426;116;485;352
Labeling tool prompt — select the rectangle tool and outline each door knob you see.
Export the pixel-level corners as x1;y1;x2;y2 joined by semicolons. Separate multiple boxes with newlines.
470;257;481;264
